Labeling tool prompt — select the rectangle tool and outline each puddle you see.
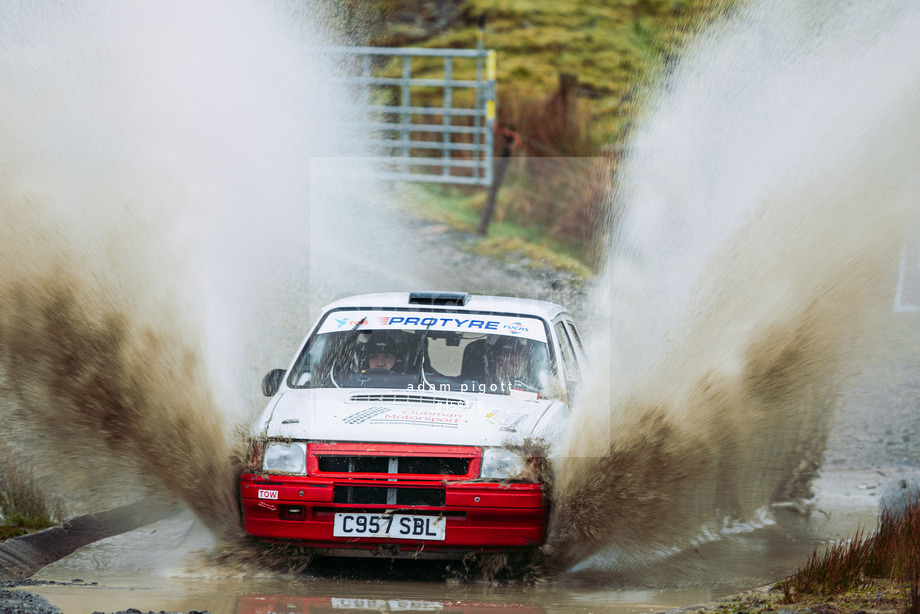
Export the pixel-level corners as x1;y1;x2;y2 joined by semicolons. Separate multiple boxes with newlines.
26;469;878;614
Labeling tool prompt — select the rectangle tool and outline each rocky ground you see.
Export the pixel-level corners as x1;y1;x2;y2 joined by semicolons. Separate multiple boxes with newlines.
0;587;60;614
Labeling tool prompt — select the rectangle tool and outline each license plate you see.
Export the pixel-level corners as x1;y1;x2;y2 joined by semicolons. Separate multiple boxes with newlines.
333;513;446;540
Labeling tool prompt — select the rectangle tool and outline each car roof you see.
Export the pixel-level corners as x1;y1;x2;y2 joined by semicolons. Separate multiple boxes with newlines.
321;292;571;321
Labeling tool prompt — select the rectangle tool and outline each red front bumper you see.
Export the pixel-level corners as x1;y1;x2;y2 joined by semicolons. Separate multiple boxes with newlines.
240;443;547;557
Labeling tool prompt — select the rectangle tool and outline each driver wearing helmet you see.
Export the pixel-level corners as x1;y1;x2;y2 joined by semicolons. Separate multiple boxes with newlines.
368;349;397;370
360;330;408;373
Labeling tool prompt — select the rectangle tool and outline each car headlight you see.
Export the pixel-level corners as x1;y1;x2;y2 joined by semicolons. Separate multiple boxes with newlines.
263;442;307;474
480;447;532;480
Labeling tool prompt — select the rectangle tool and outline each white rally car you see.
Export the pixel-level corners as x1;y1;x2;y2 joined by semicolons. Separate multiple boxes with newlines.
240;291;586;559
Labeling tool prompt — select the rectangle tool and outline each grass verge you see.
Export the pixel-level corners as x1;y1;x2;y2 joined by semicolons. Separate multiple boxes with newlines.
678;499;920;614
0;442;63;541
777;497;920;614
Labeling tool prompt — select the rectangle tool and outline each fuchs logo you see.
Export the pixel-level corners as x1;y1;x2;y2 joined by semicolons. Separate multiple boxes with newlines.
503;322;528;335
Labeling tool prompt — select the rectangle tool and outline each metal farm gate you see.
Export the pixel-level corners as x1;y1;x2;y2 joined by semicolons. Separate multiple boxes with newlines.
328;46;497;187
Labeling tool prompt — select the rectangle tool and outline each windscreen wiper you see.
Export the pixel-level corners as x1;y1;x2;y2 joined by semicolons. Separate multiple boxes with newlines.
412;320;433;388
328;317;367;387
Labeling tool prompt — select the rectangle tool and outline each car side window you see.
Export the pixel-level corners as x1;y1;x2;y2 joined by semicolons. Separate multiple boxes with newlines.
564;321;587;366
554;321;581;396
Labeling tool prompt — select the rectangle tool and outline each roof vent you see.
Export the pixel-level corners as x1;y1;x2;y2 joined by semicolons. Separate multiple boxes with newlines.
408;291;471;306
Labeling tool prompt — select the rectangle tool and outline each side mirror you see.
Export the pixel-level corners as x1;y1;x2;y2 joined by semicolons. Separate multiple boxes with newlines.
261;369;286;397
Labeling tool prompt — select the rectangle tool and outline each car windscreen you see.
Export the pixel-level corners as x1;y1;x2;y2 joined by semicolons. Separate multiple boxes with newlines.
287;310;554;397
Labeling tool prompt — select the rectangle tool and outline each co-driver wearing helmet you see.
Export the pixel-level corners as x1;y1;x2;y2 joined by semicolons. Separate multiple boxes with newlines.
484;337;531;391
491;345;526;384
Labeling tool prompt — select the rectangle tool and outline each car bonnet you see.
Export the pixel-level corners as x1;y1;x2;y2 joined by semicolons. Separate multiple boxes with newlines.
257;388;558;447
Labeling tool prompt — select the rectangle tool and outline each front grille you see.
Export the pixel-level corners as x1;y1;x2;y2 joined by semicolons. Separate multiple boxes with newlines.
307;443;480;482
317;456;470;476
399;457;469;475
318;456;389;474
333;486;445;507
348;393;467;407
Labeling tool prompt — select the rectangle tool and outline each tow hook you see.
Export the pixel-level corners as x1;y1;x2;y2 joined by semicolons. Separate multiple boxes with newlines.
376;543;400;556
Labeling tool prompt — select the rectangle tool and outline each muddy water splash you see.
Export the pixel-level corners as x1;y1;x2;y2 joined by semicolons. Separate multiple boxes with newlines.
0;276;241;538
546;0;920;572
0;1;358;539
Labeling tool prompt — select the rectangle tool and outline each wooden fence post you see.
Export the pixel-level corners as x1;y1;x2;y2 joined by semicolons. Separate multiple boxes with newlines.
478;129;516;236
